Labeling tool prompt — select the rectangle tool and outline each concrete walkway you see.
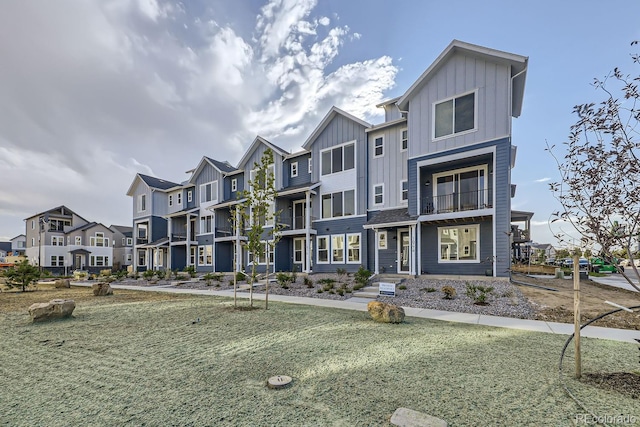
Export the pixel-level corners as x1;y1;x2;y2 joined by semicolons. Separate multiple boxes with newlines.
75;282;639;344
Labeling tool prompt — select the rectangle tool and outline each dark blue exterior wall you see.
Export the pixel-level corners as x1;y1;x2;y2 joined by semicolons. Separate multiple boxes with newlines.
420;219;493;275
215;241;233;272
151;216;167;242
283;154;311;188
312;216;368;273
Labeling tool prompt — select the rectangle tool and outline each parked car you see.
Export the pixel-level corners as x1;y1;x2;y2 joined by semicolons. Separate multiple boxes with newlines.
619;258;640;268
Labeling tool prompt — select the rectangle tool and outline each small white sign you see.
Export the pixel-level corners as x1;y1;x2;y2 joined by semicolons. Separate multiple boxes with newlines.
379;282;396;297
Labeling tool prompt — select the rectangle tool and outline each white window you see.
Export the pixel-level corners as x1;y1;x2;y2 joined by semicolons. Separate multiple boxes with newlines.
438;225;479;262
373;136;383;157
249;165;275;192
377;231;387;250
50;256;64;267
317;236;329;264
126;254;132;263
137;224;148;240
91;255;107;267
291;162;298;178
200;215;213;234
401;180;408;202
200;181;218;204
31;220;35;230
347;233;360;264
90;232;105;247
231;178;237;192
177;193;182;205
51;236;64;246
247;242;273;265
321;143;355;176
138;250;147;267
138;194;147;212
432;165;488;213
331;235;344;263
434;91;476;139
321;190;355;219
168;195;173;207
401;129;408;151
308;158;312;174
126;237;133;246
189;247;196;266
198;246;212;266
31;238;35;247
188;190;193;203
373;184;383;205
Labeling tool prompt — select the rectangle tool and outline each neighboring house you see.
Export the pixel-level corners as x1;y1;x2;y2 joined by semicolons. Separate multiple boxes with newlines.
110;225;134;270
126;40;530;278
531;243;556;263
23;206;117;274
10;234;27;256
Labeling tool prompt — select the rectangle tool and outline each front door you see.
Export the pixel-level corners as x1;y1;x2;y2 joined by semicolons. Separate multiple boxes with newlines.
75;255;82;270
398;230;410;273
293;238;312;272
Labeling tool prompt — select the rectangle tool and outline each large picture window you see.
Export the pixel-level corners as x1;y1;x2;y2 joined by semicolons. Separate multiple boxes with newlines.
200;215;213;234
434;165;488;213
198;245;213;266
321;143;355;175
321;190;355;219
317;236;329;263
200;181;218;204
438;225;479;262
434;92;476;139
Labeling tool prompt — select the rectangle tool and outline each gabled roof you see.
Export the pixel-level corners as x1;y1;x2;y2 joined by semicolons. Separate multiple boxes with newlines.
236;136;289;170
67;221;112;234
110;225;133;234
302;106;371;150
375;96;401;108
25;205;87;223
188;156;239;184
364;208;418;229
11;234;26;241
126;173;181;196
397;40;528;117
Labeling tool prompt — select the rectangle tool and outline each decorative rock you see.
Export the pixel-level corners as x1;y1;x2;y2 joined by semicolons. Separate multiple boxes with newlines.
29;299;76;322
390;408;447;427
54;279;71;288
367;301;405;324
92;282;113;296
267;375;292;389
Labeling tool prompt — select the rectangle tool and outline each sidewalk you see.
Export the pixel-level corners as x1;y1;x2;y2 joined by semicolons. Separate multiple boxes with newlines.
75;282;639;344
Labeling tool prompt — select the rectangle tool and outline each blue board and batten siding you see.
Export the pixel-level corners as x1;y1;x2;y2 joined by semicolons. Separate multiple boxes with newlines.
283;154;312;188
420;220;493;275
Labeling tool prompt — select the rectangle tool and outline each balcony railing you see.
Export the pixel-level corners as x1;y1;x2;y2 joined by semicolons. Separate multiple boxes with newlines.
512;228;530;243
136;238;148;245
421;189;492;215
276;215;316;230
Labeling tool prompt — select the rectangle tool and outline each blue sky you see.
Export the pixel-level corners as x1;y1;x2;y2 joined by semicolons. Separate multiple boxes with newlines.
1;0;639;247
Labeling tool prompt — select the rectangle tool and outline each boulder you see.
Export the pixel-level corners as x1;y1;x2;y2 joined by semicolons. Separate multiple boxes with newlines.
29;299;75;322
367;301;405;324
54;279;71;288
92;282;113;296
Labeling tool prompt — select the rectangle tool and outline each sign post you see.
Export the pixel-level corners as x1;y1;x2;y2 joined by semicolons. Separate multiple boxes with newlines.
573;253;581;379
379;282;396;297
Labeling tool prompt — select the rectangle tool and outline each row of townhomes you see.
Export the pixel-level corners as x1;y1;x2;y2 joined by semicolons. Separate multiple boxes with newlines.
23;206;133;274
127;40;531;278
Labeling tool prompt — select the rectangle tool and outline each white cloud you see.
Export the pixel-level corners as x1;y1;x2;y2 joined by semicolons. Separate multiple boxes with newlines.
535;177;551;183
0;0;398;240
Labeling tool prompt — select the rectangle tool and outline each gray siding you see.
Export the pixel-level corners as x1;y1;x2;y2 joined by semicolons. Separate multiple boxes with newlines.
242;144;283;191
185;186;197;209
494;138;512;277
194;163;224;205
420;219;493;275
308;114;368;218
151;191;168;217
131;180;153;220
384;104;402;122
408;52;511;159
367;122;408;210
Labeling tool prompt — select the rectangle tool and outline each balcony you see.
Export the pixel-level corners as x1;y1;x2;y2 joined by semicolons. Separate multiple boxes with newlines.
421;189;492;215
276;215;316;230
136;238;148;245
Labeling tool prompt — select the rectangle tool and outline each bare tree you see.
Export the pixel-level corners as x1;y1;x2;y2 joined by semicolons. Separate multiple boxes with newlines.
548;41;640;292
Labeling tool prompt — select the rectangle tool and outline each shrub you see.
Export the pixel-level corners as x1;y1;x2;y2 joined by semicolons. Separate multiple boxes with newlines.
442;285;456;300
316;288;323;293
183;265;197;278
421;287;436;293
276;272;295;288
322;283;334;292
114;270;128;281
336;289;344;296
465;283;494;305
203;273;215;286
235;271;246;282
155;270;167;280
303;277;313;288
132;271;140;280
171;269;179;279
319;278;336;286
354;266;372;286
143;270;155;280
398;285;407;290
100;269;112;277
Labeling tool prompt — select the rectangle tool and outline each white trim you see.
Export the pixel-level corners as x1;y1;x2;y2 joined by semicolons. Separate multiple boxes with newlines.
312;214;367;223
188;190;193;203
320;189;356;219
316;236;330;264
373;184;384;206
400;180;408;204
346;233;361;264
373;135;384;158
432;89;478;142
291;161;298;178
400;128;408;151
331;234;345;263
437;224;480;263
137;194;147;213
177;192;182;206
168;194;173;207
319;139;356;176
199;180;218;205
231;178;237;192
397;229;411;274
377;231;387;250
409;138;504;162
308;158;312;174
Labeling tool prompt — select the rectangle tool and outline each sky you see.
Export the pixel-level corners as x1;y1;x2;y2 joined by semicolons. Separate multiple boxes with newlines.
1;0;639;248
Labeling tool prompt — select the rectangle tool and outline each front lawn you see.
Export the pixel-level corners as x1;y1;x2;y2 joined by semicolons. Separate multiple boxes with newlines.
1;292;637;426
